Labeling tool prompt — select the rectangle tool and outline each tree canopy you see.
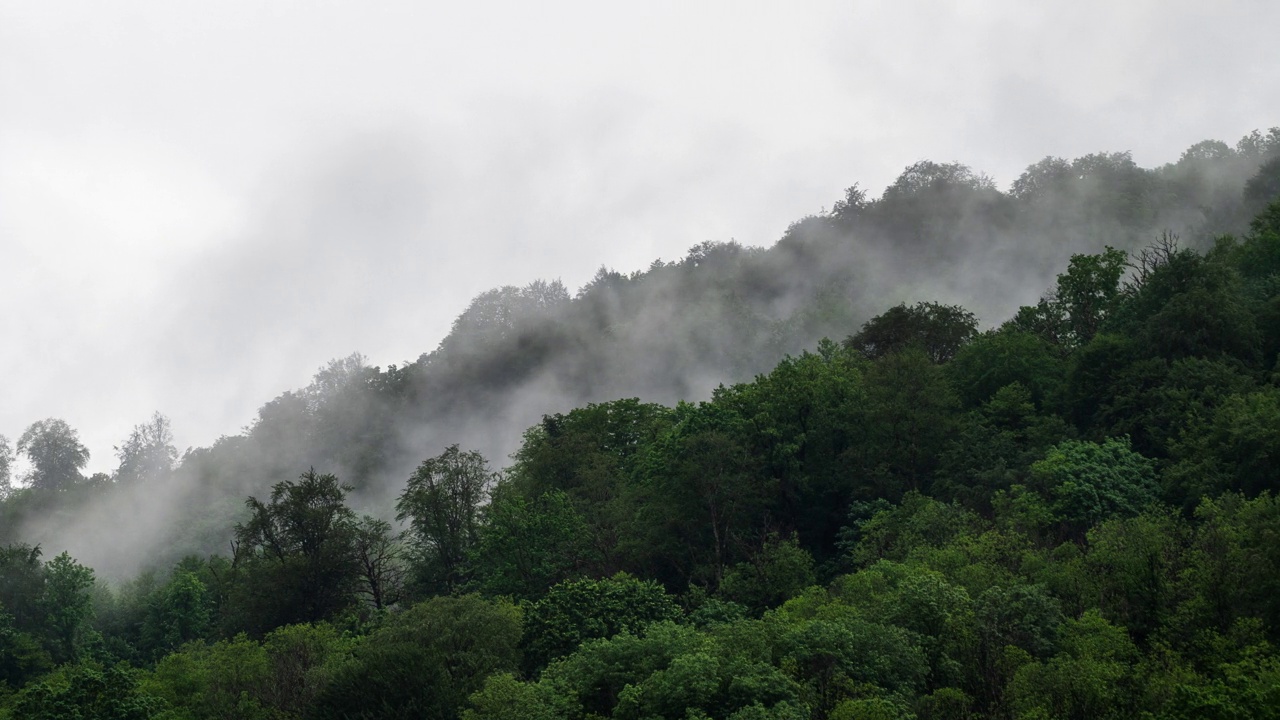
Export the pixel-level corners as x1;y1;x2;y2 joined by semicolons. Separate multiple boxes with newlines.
3;131;1280;718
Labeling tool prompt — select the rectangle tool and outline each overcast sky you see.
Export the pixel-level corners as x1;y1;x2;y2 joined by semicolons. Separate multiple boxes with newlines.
2;1;1277;475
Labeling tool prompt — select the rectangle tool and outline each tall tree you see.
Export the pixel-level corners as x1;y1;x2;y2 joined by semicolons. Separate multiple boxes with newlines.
0;434;12;498
39;552;95;663
1011;247;1128;350
507;399;673;577
469;487;588;600
0;544;46;636
855;348;959;498
845;302;979;363
232;469;360;629
16;419;89;492
113;412;178;485
352;515;407;610
397;446;495;593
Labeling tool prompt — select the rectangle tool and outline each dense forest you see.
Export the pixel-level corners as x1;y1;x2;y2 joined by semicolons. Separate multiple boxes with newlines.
2;128;1280;718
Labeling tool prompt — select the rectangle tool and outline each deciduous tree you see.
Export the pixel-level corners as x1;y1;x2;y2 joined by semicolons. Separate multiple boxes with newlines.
396;445;495;593
16;419;89;492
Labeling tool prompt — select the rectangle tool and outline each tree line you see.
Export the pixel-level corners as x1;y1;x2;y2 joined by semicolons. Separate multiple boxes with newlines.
2;135;1280;717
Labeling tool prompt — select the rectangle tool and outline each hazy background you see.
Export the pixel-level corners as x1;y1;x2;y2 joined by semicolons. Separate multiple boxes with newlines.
2;0;1278;475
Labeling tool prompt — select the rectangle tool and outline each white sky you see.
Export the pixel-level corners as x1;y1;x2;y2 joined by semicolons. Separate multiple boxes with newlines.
2;0;1277;474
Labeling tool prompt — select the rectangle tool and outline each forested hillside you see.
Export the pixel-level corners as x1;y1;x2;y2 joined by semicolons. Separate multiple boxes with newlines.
2;129;1280;718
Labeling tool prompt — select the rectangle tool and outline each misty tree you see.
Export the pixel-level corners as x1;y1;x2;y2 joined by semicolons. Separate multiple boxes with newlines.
1244;155;1280;212
0;434;12;498
1011;156;1074;202
305;353;370;413
302;353;403;490
829;182;869;223
439;280;570;356
16;418;89;492
1179;139;1234;164
353;515;407;610
869;160;1006;256
1235;127;1280;160
881;160;997;199
844;301;979;363
233;469;361;628
114;411;178;485
396;445;495;593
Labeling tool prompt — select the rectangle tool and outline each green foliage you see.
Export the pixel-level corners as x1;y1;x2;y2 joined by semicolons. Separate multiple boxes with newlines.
1173;494;1280;639
914;687;975;720
0;607;52;690
845;302;979;363
1028;437;1158;538
397;445;495;594
636;401;773;587
231;469;360;632
1009;247;1128;350
1239;198;1280;281
469;487;587;600
1084;511;1185;642
1056;247;1129;348
829;697;912;720
351;515;406;611
776;610;928;714
463;672;569;720
1092;356;1255;461
935;382;1073;512
841;493;984;568
140;571;212;659
520;573;681;674
32;552;95;665
976;583;1063;658
1005;610;1138;720
506;398;674;580
510;399;673;502
141;622;352;719
855;348;959;499
696;342;867;567
948;330;1066;410
524;620;799;720
9;662;167;720
259;623;353;717
1116;247;1260;363
1065;332;1140;429
1153;651;1280;720
0;545;46;639
720;534;816;614
311;595;520;720
0;545;97;685
1170;386;1280;498
7;137;1280;719
144;633;273;720
829;561;976;690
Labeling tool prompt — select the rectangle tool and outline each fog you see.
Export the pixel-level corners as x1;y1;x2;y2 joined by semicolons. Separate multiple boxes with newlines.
3;2;1280;574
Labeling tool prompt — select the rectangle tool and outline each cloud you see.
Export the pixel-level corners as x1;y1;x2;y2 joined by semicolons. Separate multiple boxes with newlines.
1;0;1278;477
